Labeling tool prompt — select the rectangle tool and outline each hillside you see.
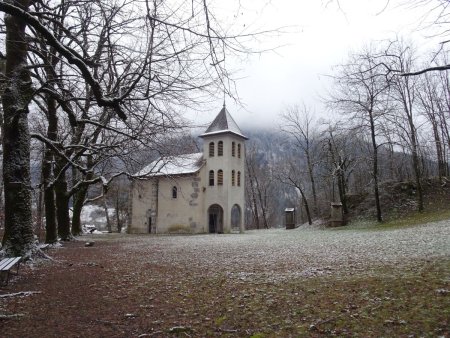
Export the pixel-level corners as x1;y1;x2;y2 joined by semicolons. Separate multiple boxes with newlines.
347;177;450;222
244;127;450;226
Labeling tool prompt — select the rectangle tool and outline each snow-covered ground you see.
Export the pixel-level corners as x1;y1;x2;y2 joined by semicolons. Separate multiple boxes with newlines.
80;204;115;231
101;219;450;282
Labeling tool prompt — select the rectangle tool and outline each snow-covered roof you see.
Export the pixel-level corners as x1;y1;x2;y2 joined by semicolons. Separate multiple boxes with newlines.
199;105;248;140
136;152;204;177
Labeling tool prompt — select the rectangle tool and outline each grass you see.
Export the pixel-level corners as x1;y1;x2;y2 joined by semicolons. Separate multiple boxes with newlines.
3;216;448;337
202;259;449;337
343;208;450;231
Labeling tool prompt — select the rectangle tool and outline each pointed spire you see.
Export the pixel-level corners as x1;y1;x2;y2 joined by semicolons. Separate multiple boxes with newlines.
199;106;248;140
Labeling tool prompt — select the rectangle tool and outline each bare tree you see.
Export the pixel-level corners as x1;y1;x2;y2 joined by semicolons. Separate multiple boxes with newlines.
417;72;447;179
321;122;357;215
327;45;391;222
0;0;271;256
245;142;275;229
280;104;321;217
275;158;313;225
385;41;424;212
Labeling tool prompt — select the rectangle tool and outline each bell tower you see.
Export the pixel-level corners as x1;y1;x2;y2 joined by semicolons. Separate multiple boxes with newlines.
199;105;248;233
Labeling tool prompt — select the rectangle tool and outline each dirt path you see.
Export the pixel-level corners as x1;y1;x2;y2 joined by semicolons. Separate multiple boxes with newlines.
1;224;449;337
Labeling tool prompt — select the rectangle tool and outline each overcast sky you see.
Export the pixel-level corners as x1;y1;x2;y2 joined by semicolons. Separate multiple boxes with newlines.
190;0;443;131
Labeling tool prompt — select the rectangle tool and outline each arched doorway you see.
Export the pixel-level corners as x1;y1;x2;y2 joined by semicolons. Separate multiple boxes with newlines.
208;204;223;233
231;204;241;231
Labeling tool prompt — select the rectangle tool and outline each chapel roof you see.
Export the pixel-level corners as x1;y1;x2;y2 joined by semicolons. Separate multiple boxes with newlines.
136;152;204;177
199;105;248;140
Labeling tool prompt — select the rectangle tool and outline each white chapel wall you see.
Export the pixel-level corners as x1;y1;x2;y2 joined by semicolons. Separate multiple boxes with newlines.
156;172;205;233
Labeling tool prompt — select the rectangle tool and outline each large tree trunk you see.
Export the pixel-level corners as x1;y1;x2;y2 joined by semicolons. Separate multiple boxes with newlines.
71;167;92;236
1;0;36;257
115;194;123;233
71;185;88;236
54;163;71;240
42;153;57;244
43;93;58;243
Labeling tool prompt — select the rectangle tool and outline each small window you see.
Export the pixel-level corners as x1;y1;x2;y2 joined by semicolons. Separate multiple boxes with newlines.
237;171;241;187
209;142;215;157
238;144;241;158
209;170;214;186
232;142;236;157
172;186;177;199
218;141;223;156
218;170;223;186
232;170;235;186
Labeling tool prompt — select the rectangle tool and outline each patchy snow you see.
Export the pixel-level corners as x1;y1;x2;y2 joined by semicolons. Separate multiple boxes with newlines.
135;153;204;177
80;204;115;231
108;220;450;283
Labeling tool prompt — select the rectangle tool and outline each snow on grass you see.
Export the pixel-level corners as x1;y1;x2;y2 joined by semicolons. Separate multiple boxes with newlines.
96;219;450;283
80;204;115;231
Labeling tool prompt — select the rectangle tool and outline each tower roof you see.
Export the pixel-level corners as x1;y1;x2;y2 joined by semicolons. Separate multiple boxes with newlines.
199;105;248;140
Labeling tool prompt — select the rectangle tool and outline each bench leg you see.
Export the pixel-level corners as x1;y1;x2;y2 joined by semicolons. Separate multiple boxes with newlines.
0;271;9;287
14;262;20;275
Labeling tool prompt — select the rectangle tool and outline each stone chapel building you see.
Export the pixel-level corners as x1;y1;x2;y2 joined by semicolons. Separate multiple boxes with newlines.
129;106;248;234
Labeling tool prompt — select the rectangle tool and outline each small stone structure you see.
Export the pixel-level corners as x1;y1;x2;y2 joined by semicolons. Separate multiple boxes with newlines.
329;202;343;227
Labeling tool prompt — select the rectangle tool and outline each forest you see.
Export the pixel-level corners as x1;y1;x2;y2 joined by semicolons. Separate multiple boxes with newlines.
0;0;450;258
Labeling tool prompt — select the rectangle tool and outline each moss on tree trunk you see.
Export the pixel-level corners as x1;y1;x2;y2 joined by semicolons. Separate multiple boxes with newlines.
1;0;36;257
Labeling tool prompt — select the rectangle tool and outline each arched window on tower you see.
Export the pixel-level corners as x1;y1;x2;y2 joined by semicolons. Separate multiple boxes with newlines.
172;186;178;199
209;170;214;186
237;171;241;187
217;170;223;186
232;142;236;157
218;141;223;156
209;142;215;157
238;144;241;158
231;170;235;186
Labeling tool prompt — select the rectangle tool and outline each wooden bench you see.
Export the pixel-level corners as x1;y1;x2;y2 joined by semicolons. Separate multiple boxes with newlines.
0;257;21;286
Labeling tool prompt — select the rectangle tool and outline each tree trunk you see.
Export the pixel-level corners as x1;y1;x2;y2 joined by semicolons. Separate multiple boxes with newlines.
298;188;312;225
337;166;348;214
254;174;269;229
103;198;111;232
43;181;57;243
115;194;122;233
369;111;383;223
43;92;58;243
54;167;71;240
409;128;424;212
246;158;260;229
430;115;446;180
306;152;318;217
71;186;88;236
1;0;36;257
36;175;43;242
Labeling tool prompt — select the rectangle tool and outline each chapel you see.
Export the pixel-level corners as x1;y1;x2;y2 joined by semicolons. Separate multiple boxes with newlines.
129;106;248;234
